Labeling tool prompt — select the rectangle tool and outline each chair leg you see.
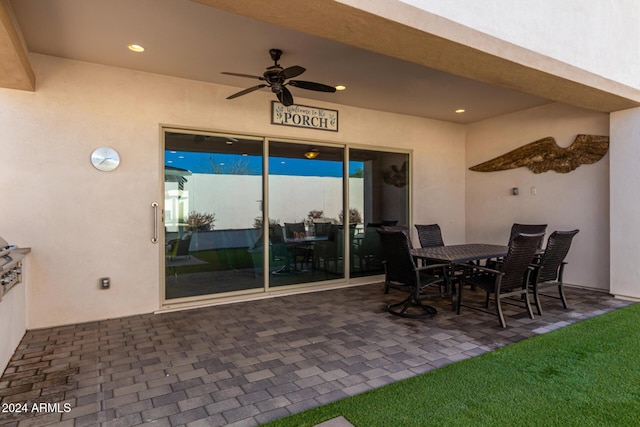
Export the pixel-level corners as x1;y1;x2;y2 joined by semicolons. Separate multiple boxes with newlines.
558;283;569;309
495;294;507;328
456;280;464;315
532;284;543;316
524;289;535;320
384;279;390;294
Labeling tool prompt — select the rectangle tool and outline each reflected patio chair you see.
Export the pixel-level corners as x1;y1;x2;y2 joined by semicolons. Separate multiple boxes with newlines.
269;224;294;274
356;225;384;273
166;233;191;260
284;222;312;269
313;221;332;238
313;224;355;275
456;232;544;328
377;228;449;318
529;230;579;315
414;224;445;248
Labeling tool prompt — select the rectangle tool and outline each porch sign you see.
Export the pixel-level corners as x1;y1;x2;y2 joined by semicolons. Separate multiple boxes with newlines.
271;102;338;132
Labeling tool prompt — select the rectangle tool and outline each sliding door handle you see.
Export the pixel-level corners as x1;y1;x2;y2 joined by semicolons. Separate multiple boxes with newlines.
151;202;159;244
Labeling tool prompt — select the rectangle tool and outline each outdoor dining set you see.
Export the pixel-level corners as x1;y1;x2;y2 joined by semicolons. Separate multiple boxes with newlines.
378;223;579;328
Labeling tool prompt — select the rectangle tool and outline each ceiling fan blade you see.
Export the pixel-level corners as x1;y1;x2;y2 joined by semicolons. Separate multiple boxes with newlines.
227;84;267;100
288;80;336;93
221;72;265;81
277;87;294;106
280;65;306;80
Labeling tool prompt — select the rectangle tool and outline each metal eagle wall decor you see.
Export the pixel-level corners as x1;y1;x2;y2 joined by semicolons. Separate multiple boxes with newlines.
469;134;609;174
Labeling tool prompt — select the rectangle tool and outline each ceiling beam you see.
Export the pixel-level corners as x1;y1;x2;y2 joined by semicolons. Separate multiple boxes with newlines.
193;0;640;113
0;0;35;91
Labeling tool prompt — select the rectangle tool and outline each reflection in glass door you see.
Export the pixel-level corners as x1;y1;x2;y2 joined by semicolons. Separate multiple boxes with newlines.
349;148;410;278
164;131;264;300
268;141;345;287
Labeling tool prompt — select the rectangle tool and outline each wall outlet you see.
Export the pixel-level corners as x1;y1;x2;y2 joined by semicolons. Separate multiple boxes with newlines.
531;187;537;195
100;277;110;289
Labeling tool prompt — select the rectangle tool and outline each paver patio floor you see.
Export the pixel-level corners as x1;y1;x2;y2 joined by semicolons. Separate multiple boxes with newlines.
0;284;632;426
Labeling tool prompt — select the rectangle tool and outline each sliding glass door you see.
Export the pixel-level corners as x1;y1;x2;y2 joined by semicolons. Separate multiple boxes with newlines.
268;141;345;287
349;148;410;278
164;131;264;299
163;129;410;303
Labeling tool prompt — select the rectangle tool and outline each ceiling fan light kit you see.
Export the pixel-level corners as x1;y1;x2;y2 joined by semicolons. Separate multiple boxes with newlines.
222;48;336;106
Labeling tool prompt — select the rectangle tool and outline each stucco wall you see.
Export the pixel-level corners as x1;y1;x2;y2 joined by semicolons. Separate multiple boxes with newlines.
610;107;640;300
398;0;640;89
0;54;466;328
466;103;610;290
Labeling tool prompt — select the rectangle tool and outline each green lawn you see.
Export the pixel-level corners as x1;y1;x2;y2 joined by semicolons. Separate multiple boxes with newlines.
265;303;640;427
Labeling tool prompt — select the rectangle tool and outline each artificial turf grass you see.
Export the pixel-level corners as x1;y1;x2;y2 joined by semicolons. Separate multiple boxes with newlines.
264;303;640;427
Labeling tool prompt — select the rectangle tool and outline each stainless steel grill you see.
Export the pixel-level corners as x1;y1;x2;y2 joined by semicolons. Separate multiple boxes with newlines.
0;235;29;302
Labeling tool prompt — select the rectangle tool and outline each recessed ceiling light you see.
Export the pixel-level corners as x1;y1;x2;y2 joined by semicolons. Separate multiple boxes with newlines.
455;109;466;114
335;85;346;91
128;44;145;53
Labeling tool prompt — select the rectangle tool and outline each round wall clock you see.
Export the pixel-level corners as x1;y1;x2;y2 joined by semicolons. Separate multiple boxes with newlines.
90;147;120;172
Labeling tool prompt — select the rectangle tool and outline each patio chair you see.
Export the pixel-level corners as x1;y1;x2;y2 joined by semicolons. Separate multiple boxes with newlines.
414;224;445;248
377;228;449;318
487;222;548;268
456;232;544;328
509;223;548;248
529;229;579;315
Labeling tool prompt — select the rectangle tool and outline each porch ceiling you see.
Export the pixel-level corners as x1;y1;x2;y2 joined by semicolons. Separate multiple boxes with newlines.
2;0;639;124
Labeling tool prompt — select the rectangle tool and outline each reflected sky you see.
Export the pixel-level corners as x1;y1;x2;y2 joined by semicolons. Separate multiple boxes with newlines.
165;151;363;177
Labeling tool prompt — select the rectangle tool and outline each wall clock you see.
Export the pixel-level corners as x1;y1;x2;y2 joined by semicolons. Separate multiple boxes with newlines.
90;147;120;172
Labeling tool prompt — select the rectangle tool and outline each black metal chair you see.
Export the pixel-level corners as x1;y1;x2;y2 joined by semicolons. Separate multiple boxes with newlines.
529;230;579;315
509;223;548;248
456;232;544;328
378;228;449;318
487;223;547;269
415;224;445;248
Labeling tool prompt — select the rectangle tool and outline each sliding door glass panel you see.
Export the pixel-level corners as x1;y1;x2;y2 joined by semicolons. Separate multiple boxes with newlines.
164;131;264;299
268;141;345;287
349;149;409;278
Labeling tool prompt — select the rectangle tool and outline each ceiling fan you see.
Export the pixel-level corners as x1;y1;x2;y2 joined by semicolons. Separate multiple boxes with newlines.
222;48;336;106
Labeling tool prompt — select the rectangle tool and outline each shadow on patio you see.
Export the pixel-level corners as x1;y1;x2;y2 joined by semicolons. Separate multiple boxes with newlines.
0;284;631;426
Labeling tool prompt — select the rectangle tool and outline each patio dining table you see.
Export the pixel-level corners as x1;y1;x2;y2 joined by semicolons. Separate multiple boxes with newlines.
410;243;509;264
410;244;510;308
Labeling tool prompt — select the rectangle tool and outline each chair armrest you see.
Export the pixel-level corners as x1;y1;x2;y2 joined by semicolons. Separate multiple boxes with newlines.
416;263;451;272
453;263;504;276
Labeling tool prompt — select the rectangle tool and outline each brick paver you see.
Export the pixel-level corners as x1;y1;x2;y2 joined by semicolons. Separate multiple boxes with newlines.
0;284;632;426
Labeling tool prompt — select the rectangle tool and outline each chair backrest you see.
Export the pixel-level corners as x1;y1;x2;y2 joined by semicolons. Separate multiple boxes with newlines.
269;224;286;244
536;230;579;282
500;232;545;290
314;222;332;237
377;229;417;286
367;220;398;228
415;224;445;248
509;223;547;248
284;222;305;238
359;225;383;255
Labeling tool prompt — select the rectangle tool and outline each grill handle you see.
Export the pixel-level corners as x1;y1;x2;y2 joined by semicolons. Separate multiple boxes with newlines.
151;202;159;244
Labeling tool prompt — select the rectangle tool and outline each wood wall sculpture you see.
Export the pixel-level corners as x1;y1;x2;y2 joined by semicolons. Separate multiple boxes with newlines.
469;134;609;174
382;161;407;187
